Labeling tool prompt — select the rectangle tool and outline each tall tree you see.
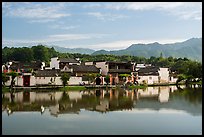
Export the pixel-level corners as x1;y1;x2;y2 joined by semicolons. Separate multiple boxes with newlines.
104;75;110;85
2;73;10;86
60;73;70;87
7;71;18;90
32;45;49;62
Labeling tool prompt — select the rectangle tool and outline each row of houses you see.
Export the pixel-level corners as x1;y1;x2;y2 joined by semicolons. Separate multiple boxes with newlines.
2;57;178;87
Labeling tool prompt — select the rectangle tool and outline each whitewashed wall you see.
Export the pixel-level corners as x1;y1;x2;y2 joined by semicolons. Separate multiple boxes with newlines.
137;75;159;84
16;76;24;86
85;62;93;65
69;77;82;85
169;77;178;83
30;76;36;86
158;68;169;83
95;62;108;75
35;77;52;85
35;77;62;85
50;57;59;69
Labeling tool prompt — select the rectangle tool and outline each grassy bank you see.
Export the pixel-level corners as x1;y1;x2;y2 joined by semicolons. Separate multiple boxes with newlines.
59;86;87;91
128;85;147;90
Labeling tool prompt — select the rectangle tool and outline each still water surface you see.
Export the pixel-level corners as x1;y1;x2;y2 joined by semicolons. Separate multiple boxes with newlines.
2;86;202;135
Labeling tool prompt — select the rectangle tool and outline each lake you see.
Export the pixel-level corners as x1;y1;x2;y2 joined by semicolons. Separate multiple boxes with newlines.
2;85;202;135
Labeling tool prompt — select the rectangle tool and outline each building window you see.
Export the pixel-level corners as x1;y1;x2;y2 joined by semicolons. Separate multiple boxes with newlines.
138;77;140;80
149;76;152;80
44;77;45;79
39;77;41;79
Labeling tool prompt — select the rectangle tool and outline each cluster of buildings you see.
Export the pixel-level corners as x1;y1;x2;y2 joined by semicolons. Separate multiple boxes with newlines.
2;57;178;87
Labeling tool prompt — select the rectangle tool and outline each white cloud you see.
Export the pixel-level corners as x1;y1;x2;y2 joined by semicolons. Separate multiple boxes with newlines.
2;33;109;46
87;12;127;21
105;2;202;21
3;37;191;50
28;19;56;23
3;2;71;23
106;2;184;10
49;24;80;30
48;34;92;41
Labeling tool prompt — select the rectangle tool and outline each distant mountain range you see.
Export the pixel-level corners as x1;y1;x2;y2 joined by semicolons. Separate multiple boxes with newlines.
2;38;202;61
51;46;95;54
92;38;202;61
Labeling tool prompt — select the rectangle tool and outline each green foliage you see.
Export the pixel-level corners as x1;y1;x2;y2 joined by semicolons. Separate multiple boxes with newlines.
119;74;131;77
32;45;49;62
3;45;58;63
60;86;86;91
104;75;110;84
176;74;186;84
85;73;97;84
7;71;18;89
60;73;70;87
2;73;10;86
128;85;147;90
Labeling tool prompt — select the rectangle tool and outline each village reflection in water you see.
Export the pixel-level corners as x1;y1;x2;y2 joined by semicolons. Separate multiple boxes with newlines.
2;85;202;117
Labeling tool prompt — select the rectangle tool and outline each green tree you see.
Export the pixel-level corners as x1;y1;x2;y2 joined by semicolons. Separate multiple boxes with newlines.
86;73;97;85
60;73;70;87
119;74;131;85
2;47;14;63
8;47;32;62
104;75;110;85
32;45;49;62
2;73;10;86
7;71;18;90
176;74;186;85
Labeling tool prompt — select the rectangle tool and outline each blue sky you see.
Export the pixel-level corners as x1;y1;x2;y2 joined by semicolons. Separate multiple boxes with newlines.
2;2;202;50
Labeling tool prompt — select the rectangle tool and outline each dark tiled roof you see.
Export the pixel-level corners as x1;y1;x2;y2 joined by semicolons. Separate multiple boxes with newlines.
109;69;131;73
106;61;132;65
59;58;79;63
10;61;42;70
71;65;100;73
137;66;159;76
35;69;61;77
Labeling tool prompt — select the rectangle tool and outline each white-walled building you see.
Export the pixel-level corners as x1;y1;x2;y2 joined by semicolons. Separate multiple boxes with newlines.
136;66;170;84
50;57;60;69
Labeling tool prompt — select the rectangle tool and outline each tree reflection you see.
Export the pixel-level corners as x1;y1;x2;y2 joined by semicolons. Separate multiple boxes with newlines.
171;87;202;105
58;91;71;111
2;86;202;116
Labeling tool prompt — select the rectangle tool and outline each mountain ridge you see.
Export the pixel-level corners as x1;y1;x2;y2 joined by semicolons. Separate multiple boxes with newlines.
2;37;202;61
92;38;202;61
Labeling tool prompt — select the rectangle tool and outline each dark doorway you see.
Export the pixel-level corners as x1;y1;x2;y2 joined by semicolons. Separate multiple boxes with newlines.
112;78;115;85
23;75;30;87
96;77;101;85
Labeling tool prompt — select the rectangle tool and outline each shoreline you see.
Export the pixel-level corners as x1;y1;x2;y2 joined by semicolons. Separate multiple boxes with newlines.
2;82;202;93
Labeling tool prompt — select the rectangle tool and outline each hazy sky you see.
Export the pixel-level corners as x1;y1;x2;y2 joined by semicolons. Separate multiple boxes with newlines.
2;2;202;50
